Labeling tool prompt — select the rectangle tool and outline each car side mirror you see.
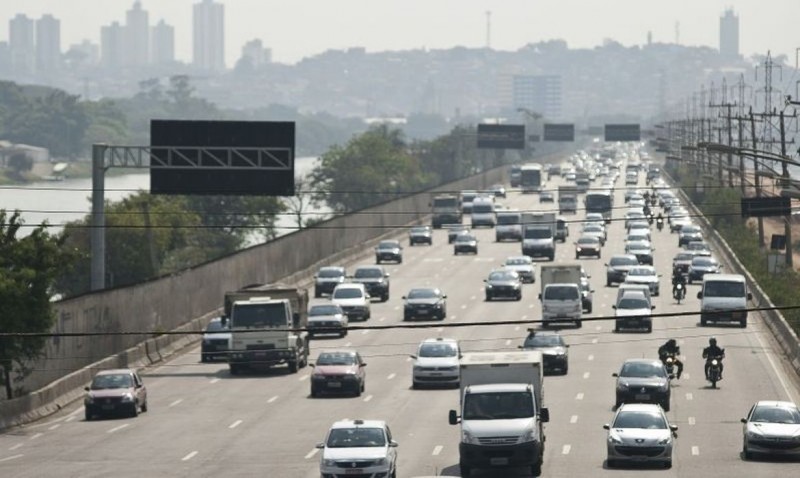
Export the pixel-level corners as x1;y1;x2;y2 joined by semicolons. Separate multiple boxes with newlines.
409;355;417;360
538;294;542;300
539;407;550;423
448;410;460;425
84;386;90;391
612;373;619;377
316;443;325;449
360;363;367;367
747;292;752;301
697;292;703;299
603;263;609;267
385;273;391;278
389;441;399;448
309;364;316;368
651;305;656;310
590;289;595;293
401;296;407;300
442;295;447;298
740;418;747;424
611;305;617;309
517;345;524;349
603;424;610;430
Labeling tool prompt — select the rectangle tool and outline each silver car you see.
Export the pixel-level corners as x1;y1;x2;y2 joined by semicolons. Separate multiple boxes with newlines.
604;403;677;469
741;400;800;460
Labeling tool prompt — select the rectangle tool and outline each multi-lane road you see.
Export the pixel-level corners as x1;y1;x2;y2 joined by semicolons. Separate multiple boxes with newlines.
2;154;799;477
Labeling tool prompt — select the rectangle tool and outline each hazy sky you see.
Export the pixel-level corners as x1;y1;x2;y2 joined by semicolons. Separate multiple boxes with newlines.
1;0;798;66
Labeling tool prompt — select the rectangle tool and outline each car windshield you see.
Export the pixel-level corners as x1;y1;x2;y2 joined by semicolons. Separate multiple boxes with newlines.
473;204;493;213
456;234;476;242
326;427;386;448
316;352;357;366
377;241;398;250
411;227;429;234
618;297;650;309
354;268;383;279
544;286;578;300
674;253;693;262
419;342;458;357
505;257;530;266
497;214;520;225
613;411;667;429
91;373;133;390
463;391;535;420
407;289;438;299
687;242;709;250
682;226;701;234
333;288;364;299
584;225;602;232
692;258;715;266
627;268;654;277
318;269;344;278
524;335;564;347
750;406;800;424
489;271;517;281
524;228;551;239
309;305;342;316
205;319;228;332
610;256;638;266
704;281;745;297
578;237;598;245
232;302;287;328
620;362;665;378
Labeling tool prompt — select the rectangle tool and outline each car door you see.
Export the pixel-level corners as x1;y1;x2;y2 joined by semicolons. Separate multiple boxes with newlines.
133;372;146;404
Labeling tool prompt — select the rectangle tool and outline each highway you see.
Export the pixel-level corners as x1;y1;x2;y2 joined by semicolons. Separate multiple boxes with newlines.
1;151;799;477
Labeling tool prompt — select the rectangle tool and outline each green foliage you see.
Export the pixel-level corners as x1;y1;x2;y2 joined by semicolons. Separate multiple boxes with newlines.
7;153;33;178
0;210;76;399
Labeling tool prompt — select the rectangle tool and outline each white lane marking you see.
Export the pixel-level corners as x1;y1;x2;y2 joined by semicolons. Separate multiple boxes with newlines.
583;372;590;379
522;315;528;320
691;446;700;456
591;338;598;344
528;304;534;309
406;357;412;362
363;395;373;402
29;433;42;440
268;396;278;403
299;375;310;381
361;330;369;335
387;373;396;380
595;325;602;331
393;306;400;311
48;424;60;431
229;420;242;429
570;415;578;424
461;305;467;309
753;321;799;402
562;444;572;455
678;339;685;345
688;417;696;426
0;455;23;463
588;355;595;361
67;408;82;417
379;317;386;322
424;258;444;262
576;393;584;400
505;340;512;346
107;424;129;434
345;342;352;347
470;296;476;301
9;443;23;451
437;327;444;332
305;448;319;460
432;445;443;456
450;315;457;321
182;451;198;461
169;399;183;408
683;373;690;380
65;416;76;423
515;326;521;331
209;378;220;384
685;393;693;401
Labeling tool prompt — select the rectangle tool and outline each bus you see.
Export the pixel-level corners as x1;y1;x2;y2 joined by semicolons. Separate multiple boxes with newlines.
520;164;544;193
585;191;613;223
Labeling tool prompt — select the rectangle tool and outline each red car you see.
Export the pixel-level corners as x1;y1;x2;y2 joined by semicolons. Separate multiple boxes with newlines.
310;350;367;397
84;368;148;420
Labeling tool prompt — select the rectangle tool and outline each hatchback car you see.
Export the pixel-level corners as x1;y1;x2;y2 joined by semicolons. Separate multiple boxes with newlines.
310;350;366;397
484;269;522;301
408;225;433;246
678;224;704;247
201;317;230;362
613;291;655;333
307;303;349;338
317;419;398;478
375;240;403;264
519;330;569;375
741;400;800;460
623;266;661;296
314;266;346;298
604;403;677;469
454;233;478;255
402;288;447;321
84;369;148;420
503;256;535;283
581;223;607;245
410;337;460;388
687;256;722;283
575;236;602;259
672;251;695;275
606;254;640;286
613;359;671;411
330;283;371;321
351;265;390;302
625;241;654;265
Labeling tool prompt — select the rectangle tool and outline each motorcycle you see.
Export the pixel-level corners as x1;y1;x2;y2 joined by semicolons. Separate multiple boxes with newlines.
672;282;685;304
662;353;678;376
656;219;664;231
706;353;724;388
647;214;654;225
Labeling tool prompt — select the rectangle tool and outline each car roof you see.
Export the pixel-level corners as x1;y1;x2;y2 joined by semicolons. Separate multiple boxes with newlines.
616;403;665;413
319;266;345;272
619;290;648;300
335;282;366;289
702;274;745;282
753;400;798;409
354;265;383;271
421;337;458;346
330;419;386;430
622;358;662;366
95;368;136;376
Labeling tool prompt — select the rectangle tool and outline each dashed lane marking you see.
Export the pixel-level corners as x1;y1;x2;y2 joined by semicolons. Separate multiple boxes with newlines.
461;305;467;309
387;373;396;380
229;420;242;429
595;325;602;331
505;340;512;346
570;415;578;424
48;424;60;431
299;375;310;381
591;338;598;344
432;445;443;456
515;326;521;331
268;396;278;403
305;449;319;460
583;372;590;379
562;444;571;455
345;342;352;347
107;424;129;434
683;373;690;379
169;399;183;408
576;393;584;400
688;417;696;426
9;444;22;451
65;416;76;423
29;433;42;440
181;451;198;461
406;357;412;362
209;378;220;384
588;355;595;361
361;330;369;335
379;317;386;322
686;393;693;401
691;446;700;456
0;455;23;463
437;327;444;332
450;315;457;321
364;395;373;403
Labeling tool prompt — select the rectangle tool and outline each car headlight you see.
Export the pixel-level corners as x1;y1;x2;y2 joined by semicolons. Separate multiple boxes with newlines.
485;284;493;289
520;428;536;443
617;382;629;391
576;247;582;252
84;395;95;405
746;430;762;439
322;458;337;466
373;457;388;466
659;382;670;390
512;283;520;289
608;432;623;445
462;430;481;445
120;393;134;403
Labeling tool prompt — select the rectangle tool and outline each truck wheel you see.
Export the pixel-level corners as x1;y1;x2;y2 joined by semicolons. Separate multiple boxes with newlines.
229;364;240;375
460;464;471;477
575;319;582;328
587;304;593;314
532;462;543;477
314;289;321;298
288;360;298;374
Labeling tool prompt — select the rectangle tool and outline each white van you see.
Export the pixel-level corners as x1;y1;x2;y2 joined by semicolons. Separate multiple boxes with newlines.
495;210;522;241
470;196;496;228
539;283;582;328
697;274;751;327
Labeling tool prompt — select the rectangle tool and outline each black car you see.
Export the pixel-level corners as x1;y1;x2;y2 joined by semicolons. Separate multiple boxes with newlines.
519;330;569;375
672;251;695;275
375;240;403;264
613;359;672;411
446;225;470;244
409;226;433;246
402;288;447;321
351;265;390;302
678;225;703;247
605;254;639;286
539;191;555;202
625;241;654;265
454;233;478;255
484;269;522;301
201;317;230;362
687;256;722;283
314;266;346;298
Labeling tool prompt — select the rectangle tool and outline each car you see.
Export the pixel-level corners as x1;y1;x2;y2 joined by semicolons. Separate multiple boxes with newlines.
672;251;695;275
613;290;655;333
84;369;148;420
539;191;555;202
375;240;403;264
625;171;638;185
351;265;390;302
575;235;602;259
489;183;507;198
606;254;639;286
410;337;460;388
581;223;607;244
585;212;605;226
685;240;712;254
519;330;569;374
625;241;654;265
687;256;722;283
317;419;399;478
741;400;800;460
409;225;433;245
201;317;230;362
604;403;677;469
613;359;671;411
307;303;349;338
330;283;371;321
454;233;478;255
678;224;703;247
313;266;346;298
484;269;522;301
624;189;643;203
669;216;692;233
310;350;366;397
580;277;594;313
623;266;661;296
402;287;447;321
446;224;470;244
624;210;646;228
503;255;535;283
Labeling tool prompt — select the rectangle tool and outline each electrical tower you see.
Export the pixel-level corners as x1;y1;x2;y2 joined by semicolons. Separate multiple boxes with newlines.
485;11;492;49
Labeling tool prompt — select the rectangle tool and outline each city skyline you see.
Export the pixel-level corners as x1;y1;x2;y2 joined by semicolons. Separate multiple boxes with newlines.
0;0;797;67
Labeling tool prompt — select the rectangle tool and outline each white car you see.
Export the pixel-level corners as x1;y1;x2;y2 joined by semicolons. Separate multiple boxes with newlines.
605;403;677;468
410;337;460;388
741;400;800;460
581;224;607;245
503;256;535;283
317;419;399;477
624;266;661;296
330;283;371;321
613;290;655;333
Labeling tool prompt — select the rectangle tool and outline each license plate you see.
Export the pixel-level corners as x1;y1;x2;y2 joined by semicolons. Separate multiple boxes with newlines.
344;470;364;475
102;404;115;410
255;352;266;358
635;394;650;400
418;309;429;314
327;381;341;388
429;372;442;376
490;457;509;466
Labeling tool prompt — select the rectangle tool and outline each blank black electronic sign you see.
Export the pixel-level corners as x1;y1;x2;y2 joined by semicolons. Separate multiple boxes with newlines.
741;196;791;218
604;124;641;142
477;124;526;149
543;124;575;142
150;120;295;196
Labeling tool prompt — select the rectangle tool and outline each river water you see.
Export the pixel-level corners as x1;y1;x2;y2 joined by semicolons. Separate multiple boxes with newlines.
0;156;326;237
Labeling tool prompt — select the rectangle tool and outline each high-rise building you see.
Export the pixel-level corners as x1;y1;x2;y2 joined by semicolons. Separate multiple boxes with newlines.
719;8;739;60
511;75;562;120
9;14;35;75
151;20;175;64
193;0;225;71
101;21;125;69
65;40;100;68
126;1;150;66
36;14;61;73
0;41;10;74
240;39;271;68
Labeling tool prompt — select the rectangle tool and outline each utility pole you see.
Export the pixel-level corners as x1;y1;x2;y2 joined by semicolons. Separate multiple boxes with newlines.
780;111;793;268
749;110;765;247
709;78;736;187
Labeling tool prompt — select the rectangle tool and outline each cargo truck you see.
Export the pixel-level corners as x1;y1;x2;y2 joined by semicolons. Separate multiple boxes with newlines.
520;164;544;193
431;194;462;228
558;185;578;214
539;265;583;327
449;351;548;477
521;212;556;261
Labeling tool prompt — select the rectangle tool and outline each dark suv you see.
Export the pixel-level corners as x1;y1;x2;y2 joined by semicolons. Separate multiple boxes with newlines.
605;254;639;286
375;240;403;264
314;266;346;298
351;265;390;302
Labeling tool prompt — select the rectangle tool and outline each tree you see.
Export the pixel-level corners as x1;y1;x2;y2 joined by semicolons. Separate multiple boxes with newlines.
0;210;75;399
7;153;33;178
283;177;322;230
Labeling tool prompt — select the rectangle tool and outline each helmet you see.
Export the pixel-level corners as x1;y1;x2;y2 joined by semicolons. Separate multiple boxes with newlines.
709;337;717;346
667;339;676;346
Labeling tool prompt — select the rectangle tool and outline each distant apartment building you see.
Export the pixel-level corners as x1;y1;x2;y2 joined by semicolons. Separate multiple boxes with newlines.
151;20;175;64
125;1;149;66
101;22;125;69
240;39;271;68
0;41;9;74
36;14;61;73
511;74;562;120
193;0;225;71
68;40;100;66
9;14;35;75
719;9;739;60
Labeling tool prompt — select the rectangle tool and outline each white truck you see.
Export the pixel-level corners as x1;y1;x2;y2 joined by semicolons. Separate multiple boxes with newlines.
557;185;578;214
449;351;548;478
225;285;310;375
521;212;556;261
539;265;583;327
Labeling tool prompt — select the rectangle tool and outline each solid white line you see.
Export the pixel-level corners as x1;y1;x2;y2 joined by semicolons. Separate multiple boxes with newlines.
268;396;278;403
229;420;242;429
9;443;23;451
691;446;700;456
583;372;590;379
363;395;373;402
209;378;220;384
588;355;595;361
387;373;396;380
29;433;42;440
575;393;584;400
107;424;129;434
685;393;693;401
169;399;183;408
48;424;60;431
752;322;799;402
432;445;443;456
299;375;310;381
688;417;696;425
304;448;319;460
0;455;23;463
181;451;198;461
64;416;76;423
562;444;571;455
570;415;578;424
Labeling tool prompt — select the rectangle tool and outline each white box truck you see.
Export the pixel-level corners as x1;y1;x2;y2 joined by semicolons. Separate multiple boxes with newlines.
539;265;583;327
449;351;548;477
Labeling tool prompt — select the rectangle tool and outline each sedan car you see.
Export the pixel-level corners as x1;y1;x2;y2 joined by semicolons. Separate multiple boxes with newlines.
604;403;677;469
614;291;655;333
625;241;654;265
307;303;348;338
408;225;433;245
402;288;447;321
201;317;230;362
410;337;460;388
375;240;403;264
672;251;696;275
310;350;366;397
685;240;712;254
313;266;346;298
503;255;535;283
741;400;800;460
606;254;640;286
678;224;704;247
351;265;390;302
575;236;602;259
669;216;692;233
484;269;522;301
84;369;148;420
687;256;722;283
613;359;671;411
317;419;398;478
539;191;555;202
623;266;661;296
489;183;507;198
519;330;569;375
446;225;470;244
581;224;607;245
454;233;478;255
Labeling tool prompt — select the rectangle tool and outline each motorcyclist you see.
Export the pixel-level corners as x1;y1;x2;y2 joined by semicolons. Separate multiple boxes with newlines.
702;337;725;380
658;339;683;379
672;267;687;298
656;212;664;231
